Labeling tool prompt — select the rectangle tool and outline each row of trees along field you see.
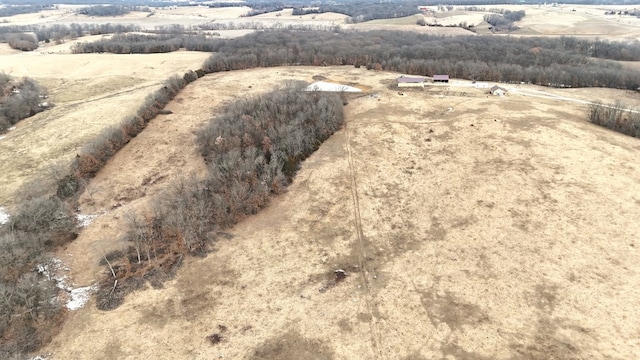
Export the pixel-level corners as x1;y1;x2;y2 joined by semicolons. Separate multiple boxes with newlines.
95;82;345;310
77;5;152;17
0;73;49;132
71;33;219;54
0;71;197;358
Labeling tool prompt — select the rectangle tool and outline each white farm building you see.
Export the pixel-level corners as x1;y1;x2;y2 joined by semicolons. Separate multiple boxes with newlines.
397;76;425;88
490;85;508;96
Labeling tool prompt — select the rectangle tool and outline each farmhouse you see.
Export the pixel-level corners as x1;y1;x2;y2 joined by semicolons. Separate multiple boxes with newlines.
433;75;449;83
397;76;425;88
490;85;508;96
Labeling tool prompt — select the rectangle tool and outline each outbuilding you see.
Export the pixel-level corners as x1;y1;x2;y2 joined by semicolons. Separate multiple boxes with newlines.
433;75;449;83
397;76;425;88
489;85;508;96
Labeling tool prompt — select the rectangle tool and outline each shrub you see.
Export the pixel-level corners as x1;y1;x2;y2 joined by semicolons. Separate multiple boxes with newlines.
183;70;198;83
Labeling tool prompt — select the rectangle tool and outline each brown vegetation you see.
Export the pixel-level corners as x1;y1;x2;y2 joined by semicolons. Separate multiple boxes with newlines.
95;82;345;310
200;31;640;89
588;101;640;138
0;73;49;132
0;67;199;359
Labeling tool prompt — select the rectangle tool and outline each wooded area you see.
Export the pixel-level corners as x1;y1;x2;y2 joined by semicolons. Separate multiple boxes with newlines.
70;30;640;89
0;73;49;132
201;31;640;89
95;83;345;310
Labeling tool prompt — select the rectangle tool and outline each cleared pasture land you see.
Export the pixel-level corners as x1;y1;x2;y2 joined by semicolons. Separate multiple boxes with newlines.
42;66;640;359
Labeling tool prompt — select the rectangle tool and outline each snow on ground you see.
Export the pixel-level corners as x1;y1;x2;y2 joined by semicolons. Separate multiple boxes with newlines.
0;206;9;225
76;213;99;227
67;286;96;310
36;258;96;311
305;81;362;92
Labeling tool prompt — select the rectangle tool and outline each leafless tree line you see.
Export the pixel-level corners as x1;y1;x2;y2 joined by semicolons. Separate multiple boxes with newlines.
0;71;198;358
588;101;640;138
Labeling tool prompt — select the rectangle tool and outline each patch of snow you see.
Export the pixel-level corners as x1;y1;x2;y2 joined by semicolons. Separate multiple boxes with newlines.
0;206;9;225
76;213;98;227
8;126;16;131
305;81;362;92
0;135;5;140
36;258;96;311
67;286;96;310
30;356;51;360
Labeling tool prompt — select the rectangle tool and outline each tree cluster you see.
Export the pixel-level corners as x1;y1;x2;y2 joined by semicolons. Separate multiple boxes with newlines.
95;83;345;310
0;4;54;18
243;6;285;17
588;101;640;138
0;74;50;132
200;30;640;90
0;32;38;51
484;10;525;31
77;5;132;17
292;7;321;16
71;33;221;53
322;0;422;23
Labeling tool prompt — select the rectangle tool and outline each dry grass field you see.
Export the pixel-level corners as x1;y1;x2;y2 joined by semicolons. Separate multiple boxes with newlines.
1;4;640;359
32;66;640;359
0;49;210;207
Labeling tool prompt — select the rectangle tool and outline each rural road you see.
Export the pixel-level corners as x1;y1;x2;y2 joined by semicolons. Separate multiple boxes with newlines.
446;80;640;114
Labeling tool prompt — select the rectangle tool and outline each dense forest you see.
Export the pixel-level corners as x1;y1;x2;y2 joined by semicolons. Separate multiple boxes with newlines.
0;73;49;132
70;30;640;89
191;31;639;90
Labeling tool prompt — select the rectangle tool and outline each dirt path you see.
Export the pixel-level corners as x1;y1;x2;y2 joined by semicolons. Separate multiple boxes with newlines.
45;67;640;359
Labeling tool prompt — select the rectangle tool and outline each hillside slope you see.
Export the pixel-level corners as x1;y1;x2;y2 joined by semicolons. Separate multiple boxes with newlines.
45;66;640;359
